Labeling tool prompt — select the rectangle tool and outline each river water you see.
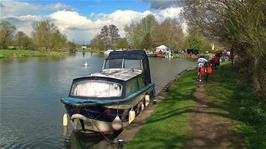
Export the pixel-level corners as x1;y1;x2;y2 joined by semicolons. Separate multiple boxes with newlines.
0;52;195;148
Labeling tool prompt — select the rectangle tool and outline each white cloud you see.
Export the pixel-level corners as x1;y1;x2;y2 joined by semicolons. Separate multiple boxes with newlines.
1;6;186;43
1;0;70;17
50;10;94;31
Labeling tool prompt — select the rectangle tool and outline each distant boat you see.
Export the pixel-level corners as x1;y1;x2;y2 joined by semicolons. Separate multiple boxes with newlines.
145;51;156;57
104;49;113;56
61;50;155;134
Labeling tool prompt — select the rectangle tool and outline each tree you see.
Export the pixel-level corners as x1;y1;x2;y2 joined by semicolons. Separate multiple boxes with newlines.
114;38;129;49
51;30;67;50
98;24;120;48
151;18;184;50
186;28;211;53
124;14;159;49
90;34;106;51
32;20;68;51
141;33;152;49
14;31;32;49
109;24;120;44
0;21;16;48
124;23;143;49
99;25;110;46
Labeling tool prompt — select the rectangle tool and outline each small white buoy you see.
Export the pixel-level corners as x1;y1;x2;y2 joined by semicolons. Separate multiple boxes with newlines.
84;62;88;67
63;113;68;127
112;115;123;130
128;109;136;124
145;95;150;106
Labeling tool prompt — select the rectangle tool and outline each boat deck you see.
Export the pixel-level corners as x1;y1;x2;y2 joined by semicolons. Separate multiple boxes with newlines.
91;68;142;81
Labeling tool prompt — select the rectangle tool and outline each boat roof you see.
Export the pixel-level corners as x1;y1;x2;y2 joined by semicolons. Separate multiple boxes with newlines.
90;68;142;81
106;50;152;85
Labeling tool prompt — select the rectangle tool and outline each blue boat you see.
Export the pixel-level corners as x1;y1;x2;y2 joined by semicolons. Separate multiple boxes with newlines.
61;50;155;133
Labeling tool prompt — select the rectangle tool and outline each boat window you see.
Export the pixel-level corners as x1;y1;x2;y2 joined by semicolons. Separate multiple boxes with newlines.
138;75;145;88
126;78;139;96
71;80;122;98
124;60;142;70
104;59;123;69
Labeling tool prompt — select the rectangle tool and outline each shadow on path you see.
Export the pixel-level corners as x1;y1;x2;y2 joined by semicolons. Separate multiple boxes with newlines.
186;83;245;149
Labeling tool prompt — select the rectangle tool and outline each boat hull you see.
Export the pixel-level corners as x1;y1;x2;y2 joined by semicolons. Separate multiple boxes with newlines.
64;86;154;133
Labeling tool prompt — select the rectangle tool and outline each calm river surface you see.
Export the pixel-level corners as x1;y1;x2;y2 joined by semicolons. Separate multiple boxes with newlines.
0;52;195;148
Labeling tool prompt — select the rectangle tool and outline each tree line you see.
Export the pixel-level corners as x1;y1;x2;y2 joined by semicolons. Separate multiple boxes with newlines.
90;24;128;51
0;20;75;51
183;0;266;99
91;14;211;52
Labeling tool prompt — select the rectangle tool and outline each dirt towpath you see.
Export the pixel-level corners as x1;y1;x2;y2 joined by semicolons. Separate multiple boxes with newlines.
186;83;245;149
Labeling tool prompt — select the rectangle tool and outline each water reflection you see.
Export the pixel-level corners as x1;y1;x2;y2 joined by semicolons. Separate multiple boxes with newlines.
64;132;118;149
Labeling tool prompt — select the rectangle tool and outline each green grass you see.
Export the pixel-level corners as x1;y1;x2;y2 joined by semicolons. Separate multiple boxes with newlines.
0;49;66;58
126;69;196;149
205;64;266;148
75;48;103;53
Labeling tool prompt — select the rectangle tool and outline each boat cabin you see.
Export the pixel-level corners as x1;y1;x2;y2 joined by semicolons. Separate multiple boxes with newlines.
69;50;152;99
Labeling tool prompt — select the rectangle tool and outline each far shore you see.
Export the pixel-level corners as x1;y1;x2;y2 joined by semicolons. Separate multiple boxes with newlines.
0;49;68;59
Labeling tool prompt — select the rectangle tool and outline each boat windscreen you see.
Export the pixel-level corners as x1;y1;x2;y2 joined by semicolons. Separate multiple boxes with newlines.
104;59;142;70
124;60;142;70
70;80;122;98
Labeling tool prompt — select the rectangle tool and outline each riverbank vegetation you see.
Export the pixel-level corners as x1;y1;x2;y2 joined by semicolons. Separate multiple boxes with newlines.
182;0;266;99
0;49;66;58
127;69;196;148
127;64;265;148
90;15;212;53
205;64;266;148
0;20;76;58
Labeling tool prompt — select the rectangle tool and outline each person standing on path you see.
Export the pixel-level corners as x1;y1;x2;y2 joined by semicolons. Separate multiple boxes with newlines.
196;57;208;81
205;63;212;82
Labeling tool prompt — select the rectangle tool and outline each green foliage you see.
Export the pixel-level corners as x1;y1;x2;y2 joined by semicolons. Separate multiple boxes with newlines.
14;31;32;49
152;18;184;50
205;64;266;148
125;15;184;50
0;21;16;48
183;0;266;99
127;70;196;149
141;33;152;49
114;38;129;49
91;24;122;50
125;14;159;49
32;20;68;51
186;30;211;53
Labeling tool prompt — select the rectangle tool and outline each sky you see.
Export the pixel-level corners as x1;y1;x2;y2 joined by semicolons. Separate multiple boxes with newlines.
0;0;186;44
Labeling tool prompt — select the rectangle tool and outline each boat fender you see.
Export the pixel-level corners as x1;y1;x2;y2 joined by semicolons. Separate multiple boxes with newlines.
141;103;145;111
63;113;68;127
128;109;136;124
145;95;150;106
112;116;123;130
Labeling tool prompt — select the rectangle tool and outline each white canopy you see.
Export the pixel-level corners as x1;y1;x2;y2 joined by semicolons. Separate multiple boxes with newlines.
156;45;168;51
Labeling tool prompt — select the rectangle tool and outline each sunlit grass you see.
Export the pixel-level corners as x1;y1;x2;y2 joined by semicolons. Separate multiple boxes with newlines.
0;49;66;58
126;69;196;149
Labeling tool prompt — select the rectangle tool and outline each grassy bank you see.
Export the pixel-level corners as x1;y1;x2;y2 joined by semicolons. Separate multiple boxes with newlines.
126;64;265;148
0;49;66;58
205;64;266;148
126;70;196;148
